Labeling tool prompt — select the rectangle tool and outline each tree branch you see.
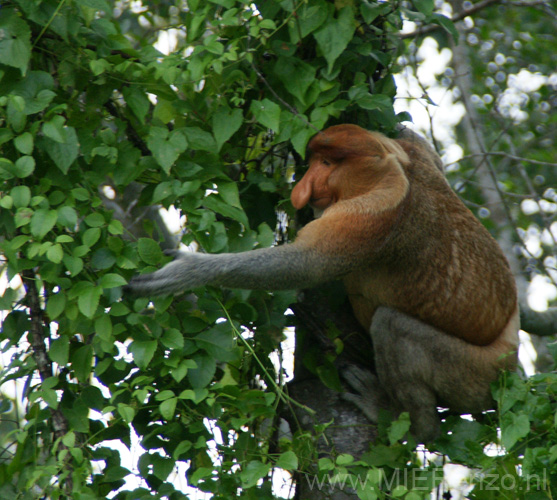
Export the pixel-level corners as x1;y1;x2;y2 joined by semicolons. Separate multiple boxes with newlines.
400;0;501;39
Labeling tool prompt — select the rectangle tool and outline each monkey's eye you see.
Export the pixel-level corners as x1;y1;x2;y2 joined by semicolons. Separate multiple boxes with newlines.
322;159;332;166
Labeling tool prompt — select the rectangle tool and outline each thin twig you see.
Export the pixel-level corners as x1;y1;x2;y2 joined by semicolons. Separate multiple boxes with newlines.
449;152;557;167
400;0;501;39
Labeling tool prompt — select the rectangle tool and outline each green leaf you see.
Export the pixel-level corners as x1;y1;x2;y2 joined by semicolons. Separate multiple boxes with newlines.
72;345;93;383
388;412;411;445
46;292;66;320
15;207;33;227
137;238;163;265
188;354;216;388
413;0;434;16
63;255;84;276
83;227;101;247
129;340;158;370
203;194;249;227
30;209;58;240
183;127;217;152
159;397;177;421
431;13;459;40
14;132;34;154
100;273;127;289
313;7;356;71
57;206;78;228
77;284;102;318
84;213;105;228
240;460;271;488
212;107;243;151
161;329;184;349
501;413;530;450
0;9;31;74
250;99;281;132
147;127;188;174
95;315;113;341
288;0;328;41
11;186;31;208
178;388;208;404
118;403;135;423
43;116;68;143
50;337;70;365
122;86;150;124
46;243;64;263
274;57;316;105
276;451;298;471
42;126;79;174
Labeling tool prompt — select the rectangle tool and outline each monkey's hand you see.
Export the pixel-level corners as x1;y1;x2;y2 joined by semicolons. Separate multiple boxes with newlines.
126;251;219;296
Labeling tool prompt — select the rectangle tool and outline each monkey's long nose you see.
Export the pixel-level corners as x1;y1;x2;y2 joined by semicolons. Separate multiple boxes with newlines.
291;178;312;210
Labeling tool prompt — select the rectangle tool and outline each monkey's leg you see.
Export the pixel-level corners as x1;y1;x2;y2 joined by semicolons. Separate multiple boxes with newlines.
370;306;496;443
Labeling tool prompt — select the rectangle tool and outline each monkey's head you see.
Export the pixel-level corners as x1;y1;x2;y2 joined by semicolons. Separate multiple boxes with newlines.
291;124;409;213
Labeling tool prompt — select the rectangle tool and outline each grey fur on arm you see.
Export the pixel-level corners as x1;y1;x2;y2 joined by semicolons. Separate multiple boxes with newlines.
126;244;350;296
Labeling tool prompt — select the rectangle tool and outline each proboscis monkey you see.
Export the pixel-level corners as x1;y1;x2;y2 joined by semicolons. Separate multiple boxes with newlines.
127;124;519;442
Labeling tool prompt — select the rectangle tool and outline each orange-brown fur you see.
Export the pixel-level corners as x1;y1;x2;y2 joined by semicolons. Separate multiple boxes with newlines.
291;124;517;347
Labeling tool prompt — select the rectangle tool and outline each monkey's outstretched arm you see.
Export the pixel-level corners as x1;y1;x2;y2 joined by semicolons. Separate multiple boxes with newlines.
126;242;352;296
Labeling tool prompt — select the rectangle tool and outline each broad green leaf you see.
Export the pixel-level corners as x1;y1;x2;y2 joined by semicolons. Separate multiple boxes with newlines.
63;255;84;276
0;9;31;74
357;93;392;111
129;340;158;370
50;337;70;365
178;388;208;404
30;209;57;239
137;238;163;265
43;116;68;143
313;7;356;71
250;99;281;132
46;243;64;263
388;412;411;445
95;315;112;341
77;284;102;318
117;403;135;423
14;132;34;154
183;127;217;152
188;354;216;388
72;345;93;383
501;413;530;450
57;206;78;228
288;0;328;41
159;397;177;421
212;107;243;150
0;195;13;210
42;126;79;174
274;57;316;105
84;213;105;228
431;13;459;40
47;292;66;320
152;454;175;481
123;86;150;124
276;451;298;471
11;186;31;208
203;194;249;227
147;127;188;174
83;227;101;247
413;0;434;16
15;207;33;227
161;329;184;349
240;460;271;488
100;273;127;289
15;156;35;178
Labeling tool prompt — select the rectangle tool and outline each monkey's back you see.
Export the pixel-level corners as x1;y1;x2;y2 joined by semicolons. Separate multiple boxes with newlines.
344;140;517;347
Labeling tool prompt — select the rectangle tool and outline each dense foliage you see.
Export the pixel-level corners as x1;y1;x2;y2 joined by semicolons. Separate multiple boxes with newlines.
0;0;555;499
